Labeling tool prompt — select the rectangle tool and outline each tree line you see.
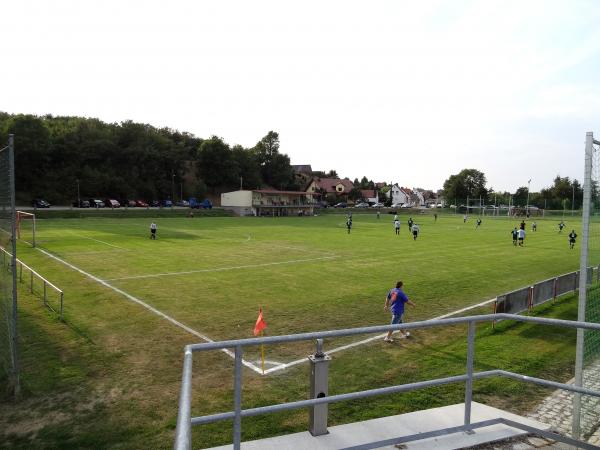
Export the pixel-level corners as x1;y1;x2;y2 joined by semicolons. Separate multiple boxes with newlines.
0;113;299;203
442;168;590;210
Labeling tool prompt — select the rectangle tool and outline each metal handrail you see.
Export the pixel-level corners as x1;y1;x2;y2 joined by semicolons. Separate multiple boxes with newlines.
1;246;64;319
174;314;600;450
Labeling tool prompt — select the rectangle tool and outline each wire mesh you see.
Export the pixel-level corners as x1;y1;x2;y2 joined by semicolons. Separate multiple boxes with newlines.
579;136;600;439
0;140;18;397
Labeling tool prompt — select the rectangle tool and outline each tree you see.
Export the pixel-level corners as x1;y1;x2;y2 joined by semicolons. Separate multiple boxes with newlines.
252;131;295;189
197;136;238;190
442;169;488;202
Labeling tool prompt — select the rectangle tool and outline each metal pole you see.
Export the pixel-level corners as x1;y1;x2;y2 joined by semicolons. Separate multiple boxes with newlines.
464;321;475;428
573;131;594;439
8;134;20;397
233;345;243;450
174;346;193;450
526;179;531;216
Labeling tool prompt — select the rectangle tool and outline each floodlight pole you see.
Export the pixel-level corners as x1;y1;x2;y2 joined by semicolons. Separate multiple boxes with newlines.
526;179;531;216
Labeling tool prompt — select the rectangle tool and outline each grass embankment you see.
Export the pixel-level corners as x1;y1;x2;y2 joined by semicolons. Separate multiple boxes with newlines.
0;214;583;449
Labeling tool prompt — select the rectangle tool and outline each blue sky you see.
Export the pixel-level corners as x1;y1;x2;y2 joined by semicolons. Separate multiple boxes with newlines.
1;0;599;192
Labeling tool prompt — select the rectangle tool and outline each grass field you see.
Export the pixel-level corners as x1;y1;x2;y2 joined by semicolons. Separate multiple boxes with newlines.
0;211;587;449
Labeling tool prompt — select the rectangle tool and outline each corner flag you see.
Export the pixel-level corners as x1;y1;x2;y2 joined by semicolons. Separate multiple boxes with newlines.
254;307;267;336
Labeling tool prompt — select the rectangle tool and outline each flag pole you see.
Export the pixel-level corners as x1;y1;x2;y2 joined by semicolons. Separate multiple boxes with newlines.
260;331;265;375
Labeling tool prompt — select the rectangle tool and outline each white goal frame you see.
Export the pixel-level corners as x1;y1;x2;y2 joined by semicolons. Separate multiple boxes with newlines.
16;211;36;247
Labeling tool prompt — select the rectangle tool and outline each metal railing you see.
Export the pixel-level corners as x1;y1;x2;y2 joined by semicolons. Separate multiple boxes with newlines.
1;246;64;319
174;314;600;450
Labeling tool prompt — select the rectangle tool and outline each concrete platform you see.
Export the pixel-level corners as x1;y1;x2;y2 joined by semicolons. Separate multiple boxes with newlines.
207;402;552;450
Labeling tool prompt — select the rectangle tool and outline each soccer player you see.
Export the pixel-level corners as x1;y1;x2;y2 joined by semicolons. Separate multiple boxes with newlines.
150;222;157;239
377;210;380;219
463;214;468;223
383;281;416;342
411;223;420;240
559;221;565;233
569;230;577;249
532;222;537;232
408;217;414;231
394;219;400;235
520;220;526;231
393;213;398;222
346;217;352;234
511;227;518;246
476;218;482;228
434;213;438;222
518;227;525;246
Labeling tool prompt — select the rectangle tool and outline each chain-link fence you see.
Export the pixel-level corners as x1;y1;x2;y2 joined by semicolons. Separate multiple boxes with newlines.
573;132;600;440
0;135;19;399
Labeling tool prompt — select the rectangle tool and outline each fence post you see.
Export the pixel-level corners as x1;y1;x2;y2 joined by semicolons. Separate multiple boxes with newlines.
174;347;193;450
233;345;243;450
309;338;331;436
464;321;476;430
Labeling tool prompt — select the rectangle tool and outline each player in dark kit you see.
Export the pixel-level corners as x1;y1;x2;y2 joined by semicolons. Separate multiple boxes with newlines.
476;218;482;228
569;230;577;249
559;221;565;233
520;220;526;230
511;228;518;246
408;217;414;232
346;217;352;234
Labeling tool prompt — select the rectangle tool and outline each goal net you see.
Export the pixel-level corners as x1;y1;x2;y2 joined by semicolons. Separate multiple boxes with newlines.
16;211;36;247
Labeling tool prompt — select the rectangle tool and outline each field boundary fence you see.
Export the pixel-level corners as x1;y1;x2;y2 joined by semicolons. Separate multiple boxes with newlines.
0;246;64;320
492;267;596;318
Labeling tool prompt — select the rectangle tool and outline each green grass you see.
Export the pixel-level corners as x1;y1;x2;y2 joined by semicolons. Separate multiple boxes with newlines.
0;213;586;449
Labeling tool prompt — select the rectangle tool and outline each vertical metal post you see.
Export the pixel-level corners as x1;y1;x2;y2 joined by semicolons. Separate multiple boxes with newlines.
174;346;193;450
573;131;594;439
309;338;331;436
464;321;475;429
233;345;243;450
8;134;20;397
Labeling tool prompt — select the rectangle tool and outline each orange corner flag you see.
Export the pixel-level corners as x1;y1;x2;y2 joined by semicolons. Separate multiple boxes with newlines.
253;307;267;336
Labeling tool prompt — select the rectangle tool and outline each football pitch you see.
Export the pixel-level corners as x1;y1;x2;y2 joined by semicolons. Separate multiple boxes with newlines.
17;212;582;372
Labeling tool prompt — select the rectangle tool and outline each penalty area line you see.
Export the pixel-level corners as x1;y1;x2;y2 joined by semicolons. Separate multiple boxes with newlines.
34;246;278;375
105;255;338;281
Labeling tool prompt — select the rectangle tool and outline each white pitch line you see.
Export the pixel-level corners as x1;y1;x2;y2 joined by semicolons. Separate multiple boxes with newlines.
262;297;497;374
70;233;127;250
34;246;274;375
104;255;338;281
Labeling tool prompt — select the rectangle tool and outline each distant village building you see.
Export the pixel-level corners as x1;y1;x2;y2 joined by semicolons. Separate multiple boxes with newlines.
221;189;317;216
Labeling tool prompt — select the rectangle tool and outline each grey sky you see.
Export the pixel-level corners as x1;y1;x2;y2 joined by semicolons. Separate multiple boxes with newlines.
2;0;599;192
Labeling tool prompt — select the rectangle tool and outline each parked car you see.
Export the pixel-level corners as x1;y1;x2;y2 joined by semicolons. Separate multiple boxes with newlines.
371;202;384;208
333;202;347;208
127;200;137;208
163;200;173;207
354;202;369;208
72;199;90;208
89;199;105;208
176;200;190;207
150;200;160;207
104;199;120;208
32;198;50;208
189;198;213;209
391;202;404;208
135;200;148;207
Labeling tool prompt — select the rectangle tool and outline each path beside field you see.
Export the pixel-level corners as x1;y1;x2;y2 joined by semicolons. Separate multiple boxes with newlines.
526;359;600;446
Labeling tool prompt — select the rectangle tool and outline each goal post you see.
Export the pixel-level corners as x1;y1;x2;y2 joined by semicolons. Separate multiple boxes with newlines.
16;211;36;247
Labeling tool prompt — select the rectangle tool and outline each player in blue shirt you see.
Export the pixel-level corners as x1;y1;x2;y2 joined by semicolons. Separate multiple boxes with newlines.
383;281;416;342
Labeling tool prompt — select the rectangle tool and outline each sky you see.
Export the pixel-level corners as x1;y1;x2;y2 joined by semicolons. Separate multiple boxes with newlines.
2;0;600;192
